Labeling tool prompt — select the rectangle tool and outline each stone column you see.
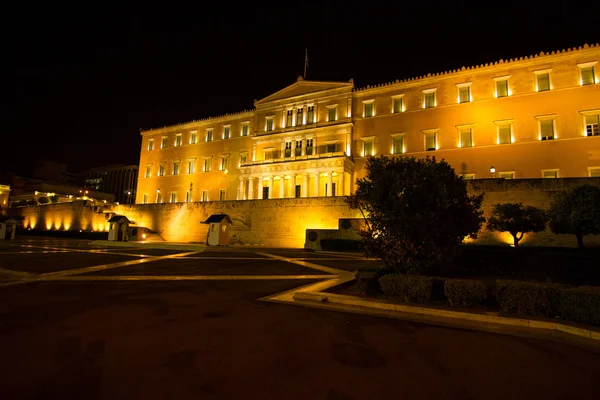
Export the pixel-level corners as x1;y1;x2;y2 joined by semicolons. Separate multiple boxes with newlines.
252;143;257;162
289;174;296;198
238;177;245;200
302;174;308;197
247;177;254;200
268;176;274;199
279;175;285;198
257;177;263;199
301;138;306;156
313;173;320;197
338;171;345;196
327;172;333;196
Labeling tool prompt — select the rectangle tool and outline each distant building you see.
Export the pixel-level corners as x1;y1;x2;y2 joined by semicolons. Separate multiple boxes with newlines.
0;184;10;209
33;161;77;185
80;165;138;204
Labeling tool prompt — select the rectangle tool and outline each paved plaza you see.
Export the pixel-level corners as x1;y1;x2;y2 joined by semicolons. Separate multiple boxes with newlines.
0;238;599;399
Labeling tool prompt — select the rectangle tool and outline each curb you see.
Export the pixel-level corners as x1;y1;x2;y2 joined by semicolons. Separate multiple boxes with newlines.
293;291;600;341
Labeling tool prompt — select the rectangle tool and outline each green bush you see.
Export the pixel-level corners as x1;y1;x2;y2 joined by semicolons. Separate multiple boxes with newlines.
379;274;438;303
444;278;487;307
559;287;600;326
496;280;564;316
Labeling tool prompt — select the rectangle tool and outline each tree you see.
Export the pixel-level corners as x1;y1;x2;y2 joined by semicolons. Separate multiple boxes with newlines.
486;203;548;248
37;197;50;204
548;185;600;248
49;195;59;203
346;156;485;275
18;200;28;207
26;200;37;206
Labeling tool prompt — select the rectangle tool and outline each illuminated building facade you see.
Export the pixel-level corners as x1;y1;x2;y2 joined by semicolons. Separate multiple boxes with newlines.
136;44;600;204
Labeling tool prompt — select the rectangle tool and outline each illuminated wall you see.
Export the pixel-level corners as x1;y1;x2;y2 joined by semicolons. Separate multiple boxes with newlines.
13;201;111;233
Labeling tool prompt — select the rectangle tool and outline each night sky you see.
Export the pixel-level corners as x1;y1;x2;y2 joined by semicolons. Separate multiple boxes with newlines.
5;1;599;176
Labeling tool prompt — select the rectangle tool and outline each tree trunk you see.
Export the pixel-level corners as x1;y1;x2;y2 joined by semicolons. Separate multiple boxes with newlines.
512;234;520;248
576;233;584;248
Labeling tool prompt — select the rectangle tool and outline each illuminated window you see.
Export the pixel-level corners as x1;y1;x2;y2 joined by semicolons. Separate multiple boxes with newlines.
588;167;600;177
295;140;302;156
306;138;314;156
297;108;304;125
144;164;152;178
579;62;597;85
175;134;182;147
494;76;510;97
423;89;436;108
241;123;249;137
156;191;162;203
206;129;213;142
161;136;167;148
326;142;337;153
286;110;293;127
201;190;208;202
220;155;229;171
223;126;231;139
363;101;374;117
391;133;404;154
202;157;210;172
239;152;248;166
295;185;301;198
173;161;180;175
307;106;315;123
185;191;192;202
219;190;226;201
170;192;177;203
190;132;197;144
265;116;274;132
142;194;148;204
459;127;473;148
284;141;292;158
392;96;404;113
585;114;599;136
188;158;196;174
499;172;515;179
148;138;154;151
457;83;471;103
158;163;165;177
327;106;337;122
264;149;274;160
495;120;514;144
542;169;559;178
535;70;551;92
538;118;556;140
424;132;437;151
361;137;374;156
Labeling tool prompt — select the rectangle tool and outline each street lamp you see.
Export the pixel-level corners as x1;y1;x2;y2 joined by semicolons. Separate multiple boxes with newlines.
490;165;496;178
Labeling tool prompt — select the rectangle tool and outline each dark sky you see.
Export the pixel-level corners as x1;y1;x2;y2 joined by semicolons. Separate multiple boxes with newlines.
5;1;599;176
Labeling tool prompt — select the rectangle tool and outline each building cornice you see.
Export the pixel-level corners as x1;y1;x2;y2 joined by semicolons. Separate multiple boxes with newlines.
140;110;255;136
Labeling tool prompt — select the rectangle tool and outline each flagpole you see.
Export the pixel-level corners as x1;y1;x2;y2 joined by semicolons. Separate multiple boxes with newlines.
304;48;308;79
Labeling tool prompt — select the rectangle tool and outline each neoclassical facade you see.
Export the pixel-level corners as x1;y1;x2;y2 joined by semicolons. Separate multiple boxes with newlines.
136;44;600;204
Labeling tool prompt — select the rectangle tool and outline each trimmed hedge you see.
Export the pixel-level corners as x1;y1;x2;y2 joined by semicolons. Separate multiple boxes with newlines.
496;280;564;316
559;287;600;325
444;279;487;308
379;274;438;303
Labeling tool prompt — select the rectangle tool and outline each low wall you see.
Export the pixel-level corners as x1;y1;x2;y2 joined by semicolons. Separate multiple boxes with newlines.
8;177;600;248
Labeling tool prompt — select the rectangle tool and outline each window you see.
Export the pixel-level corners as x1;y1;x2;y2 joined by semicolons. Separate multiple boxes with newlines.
331;182;336;197
188;158;196;174
391;134;404;154
175;134;182;147
362;139;374;156
585;114;599;136
241;123;249;137
156;191;162;203
422;89;436;108
185;191;192;202
223;126;230;139
461;174;475;180
239;152;248;166
173;161;180;175
220;155;229;171
161;136;167;149
297;108;304;125
326;142;337;153
148;138;154;151
219;190;226;201
264;149;274;160
206;129;213;142
457;83;471;103
328;106;337;122
142;194;148;204
499;172;515;179
202;157;211;172
425;132;437;151
285;141;292;157
495;120;514;144
158;163;165;177
363;101;374;117
265;117;274;132
459;127;473;148
392;96;404;113
190;132;197;144
579;62;597;85
495;76;510;97
295;185;301;198
170;192;177;203
535;70;551;92
144;165;152;178
295;140;302;156
262;187;269;200
286;110;293;127
588;167;600;177
306;138;314;155
201;190;209;202
307;106;315;123
539;118;555;140
542;170;559;178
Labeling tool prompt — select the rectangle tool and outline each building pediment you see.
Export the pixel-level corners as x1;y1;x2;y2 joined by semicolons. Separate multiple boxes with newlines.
255;77;353;106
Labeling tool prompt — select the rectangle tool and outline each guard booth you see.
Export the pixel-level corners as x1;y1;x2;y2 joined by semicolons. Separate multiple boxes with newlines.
0;216;17;240
203;214;232;246
107;215;131;241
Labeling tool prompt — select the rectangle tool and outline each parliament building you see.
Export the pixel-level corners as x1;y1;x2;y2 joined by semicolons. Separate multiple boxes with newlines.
136;44;600;205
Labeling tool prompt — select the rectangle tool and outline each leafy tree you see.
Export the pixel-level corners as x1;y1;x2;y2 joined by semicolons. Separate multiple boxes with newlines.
18;200;28;206
346;156;485;275
37;197;50;204
548;185;600;248
26;200;37;206
487;203;548;248
49;195;59;203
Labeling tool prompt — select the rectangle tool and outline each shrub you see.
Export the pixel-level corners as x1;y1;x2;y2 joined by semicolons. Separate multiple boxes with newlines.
355;269;381;295
49;195;59;203
26;200;37;206
18;200;28;206
496;280;564;316
444;278;487;307
548;185;600;248
559;287;600;326
37;197;50;204
320;238;361;252
379;274;439;303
